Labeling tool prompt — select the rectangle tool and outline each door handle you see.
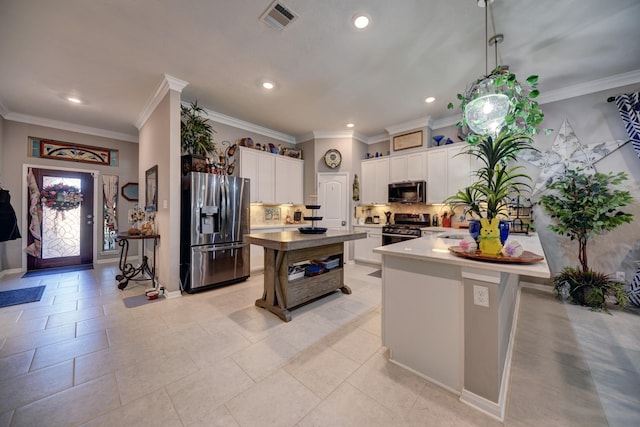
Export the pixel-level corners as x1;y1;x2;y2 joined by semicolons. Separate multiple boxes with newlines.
342;221;346;226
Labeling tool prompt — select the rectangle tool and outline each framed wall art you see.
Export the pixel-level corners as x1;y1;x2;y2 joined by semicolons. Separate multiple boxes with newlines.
393;130;423;151
145;165;158;212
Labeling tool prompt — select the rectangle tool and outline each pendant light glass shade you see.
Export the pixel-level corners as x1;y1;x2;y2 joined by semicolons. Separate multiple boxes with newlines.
464;76;510;136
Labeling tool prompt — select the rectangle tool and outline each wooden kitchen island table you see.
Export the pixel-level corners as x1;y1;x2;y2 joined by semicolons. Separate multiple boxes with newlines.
245;230;366;322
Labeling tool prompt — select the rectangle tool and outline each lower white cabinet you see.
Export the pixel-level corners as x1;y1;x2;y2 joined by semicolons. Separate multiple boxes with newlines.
249;227;284;272
353;225;382;265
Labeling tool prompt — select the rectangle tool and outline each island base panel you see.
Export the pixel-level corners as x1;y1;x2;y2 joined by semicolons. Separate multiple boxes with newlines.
256;242;349;321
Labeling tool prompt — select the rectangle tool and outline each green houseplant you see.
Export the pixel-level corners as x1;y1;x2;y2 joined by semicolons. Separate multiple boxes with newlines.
540;168;633;311
181;101;216;174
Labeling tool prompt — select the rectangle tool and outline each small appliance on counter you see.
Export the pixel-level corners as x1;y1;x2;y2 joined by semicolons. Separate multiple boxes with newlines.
364;207;373;224
373;215;380;224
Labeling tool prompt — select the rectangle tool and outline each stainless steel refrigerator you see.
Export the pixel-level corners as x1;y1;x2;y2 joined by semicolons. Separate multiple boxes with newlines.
180;172;250;293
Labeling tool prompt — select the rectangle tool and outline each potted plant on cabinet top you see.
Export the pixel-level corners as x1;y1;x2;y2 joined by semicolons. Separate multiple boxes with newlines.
539;168;633;311
445;67;548;254
181;101;216;174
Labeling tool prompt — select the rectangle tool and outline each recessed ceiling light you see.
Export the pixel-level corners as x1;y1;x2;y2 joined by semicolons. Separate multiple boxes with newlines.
425;97;435;103
262;81;274;90
346;123;354;128
352;14;370;29
67;96;83;104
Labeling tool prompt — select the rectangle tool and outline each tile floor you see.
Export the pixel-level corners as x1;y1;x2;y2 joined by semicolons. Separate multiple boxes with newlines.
0;262;637;426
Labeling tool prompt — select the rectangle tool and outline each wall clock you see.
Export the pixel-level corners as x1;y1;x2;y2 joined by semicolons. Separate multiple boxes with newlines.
323;149;342;169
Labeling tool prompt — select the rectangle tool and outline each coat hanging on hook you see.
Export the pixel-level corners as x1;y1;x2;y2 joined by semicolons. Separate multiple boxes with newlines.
0;188;21;242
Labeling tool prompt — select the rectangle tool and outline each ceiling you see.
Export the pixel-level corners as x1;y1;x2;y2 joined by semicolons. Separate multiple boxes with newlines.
1;0;639;143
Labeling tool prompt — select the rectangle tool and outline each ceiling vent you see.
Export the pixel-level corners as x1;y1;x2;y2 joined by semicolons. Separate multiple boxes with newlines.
260;1;298;31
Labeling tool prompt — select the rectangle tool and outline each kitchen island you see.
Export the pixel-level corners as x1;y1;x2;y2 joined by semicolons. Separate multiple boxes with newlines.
373;232;550;421
245;230;366;321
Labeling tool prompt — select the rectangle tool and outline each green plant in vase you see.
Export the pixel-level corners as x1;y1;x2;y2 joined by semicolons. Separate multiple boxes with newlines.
181;101;216;174
540;168;633;311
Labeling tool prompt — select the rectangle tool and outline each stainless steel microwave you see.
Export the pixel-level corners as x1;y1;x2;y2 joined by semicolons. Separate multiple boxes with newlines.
388;181;426;203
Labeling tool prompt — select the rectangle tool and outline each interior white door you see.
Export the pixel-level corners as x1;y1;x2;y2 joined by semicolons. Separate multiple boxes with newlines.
317;173;348;230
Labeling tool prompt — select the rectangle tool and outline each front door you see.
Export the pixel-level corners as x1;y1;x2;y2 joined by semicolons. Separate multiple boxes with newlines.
27;168;94;270
317;173;348;231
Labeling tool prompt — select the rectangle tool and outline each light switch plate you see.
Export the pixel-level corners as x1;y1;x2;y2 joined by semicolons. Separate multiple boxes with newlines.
473;285;489;308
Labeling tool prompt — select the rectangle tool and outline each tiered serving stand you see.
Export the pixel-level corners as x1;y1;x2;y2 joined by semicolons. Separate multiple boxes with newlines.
298;204;327;234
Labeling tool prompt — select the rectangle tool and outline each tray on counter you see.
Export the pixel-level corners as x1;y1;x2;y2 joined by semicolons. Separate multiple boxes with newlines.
448;246;544;264
298;227;327;234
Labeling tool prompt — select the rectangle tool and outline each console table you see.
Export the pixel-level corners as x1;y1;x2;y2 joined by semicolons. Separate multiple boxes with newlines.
115;232;160;290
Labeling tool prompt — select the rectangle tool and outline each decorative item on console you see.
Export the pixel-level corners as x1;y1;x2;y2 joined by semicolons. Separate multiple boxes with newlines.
127;204;146;235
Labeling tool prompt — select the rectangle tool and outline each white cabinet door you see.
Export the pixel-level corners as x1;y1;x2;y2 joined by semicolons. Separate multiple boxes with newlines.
427;148;447;204
427;145;473;204
447;144;472;198
373;158;389;204
361;160;377;204
257;155;276;204
407;152;427;181
389;156;407;183
240;149;260;203
275;156;303;204
250;227;283;272
239;147;275;204
353;226;382;264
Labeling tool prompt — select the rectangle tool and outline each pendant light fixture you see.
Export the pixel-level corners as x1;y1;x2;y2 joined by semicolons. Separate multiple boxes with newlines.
463;0;510;136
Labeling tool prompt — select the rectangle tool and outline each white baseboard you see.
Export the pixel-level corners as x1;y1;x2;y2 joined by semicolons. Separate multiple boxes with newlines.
387;358;460;396
0;267;23;278
460;389;503;421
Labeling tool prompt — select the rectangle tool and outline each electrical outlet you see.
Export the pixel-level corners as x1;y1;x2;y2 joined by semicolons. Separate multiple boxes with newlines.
473;285;489;308
615;271;625;282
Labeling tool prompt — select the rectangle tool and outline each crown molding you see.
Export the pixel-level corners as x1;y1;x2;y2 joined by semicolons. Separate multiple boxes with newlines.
3;112;138;142
199;105;296;144
310;130;363;144
367;133;390;144
432;115;460;130
385;116;433;136
537;69;640;104
135;74;188;130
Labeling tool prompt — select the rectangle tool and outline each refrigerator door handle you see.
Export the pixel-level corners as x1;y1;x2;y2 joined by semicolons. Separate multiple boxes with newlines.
192;242;248;252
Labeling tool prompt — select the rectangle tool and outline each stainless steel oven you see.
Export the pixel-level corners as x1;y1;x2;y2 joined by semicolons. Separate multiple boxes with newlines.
382;213;431;246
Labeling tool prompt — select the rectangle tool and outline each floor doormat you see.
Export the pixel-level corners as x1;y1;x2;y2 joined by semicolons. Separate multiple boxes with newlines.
22;264;93;278
0;286;46;308
123;294;166;308
368;270;382;278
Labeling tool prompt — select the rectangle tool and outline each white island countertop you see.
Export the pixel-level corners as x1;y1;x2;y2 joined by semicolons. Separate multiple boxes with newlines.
373;232;551;279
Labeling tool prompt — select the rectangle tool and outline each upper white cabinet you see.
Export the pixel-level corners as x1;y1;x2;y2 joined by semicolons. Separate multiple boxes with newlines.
389;152;427;183
238;147;303;204
361;157;389;204
427;145;474;204
275;155;303;205
239;147;275;204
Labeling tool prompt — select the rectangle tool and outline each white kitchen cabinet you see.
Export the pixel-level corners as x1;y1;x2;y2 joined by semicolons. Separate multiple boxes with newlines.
427;148;448;204
275;155;303;204
249;226;284;272
389;152;427;183
239;147;275;204
427;145;474;204
353;225;382;264
361;157;389;204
